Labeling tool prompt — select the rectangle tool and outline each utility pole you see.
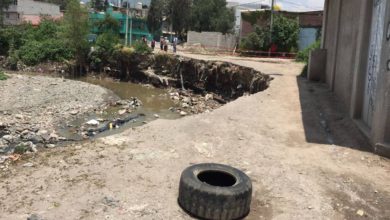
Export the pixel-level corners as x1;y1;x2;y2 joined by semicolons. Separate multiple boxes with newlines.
270;0;275;44
129;1;133;46
125;0;129;46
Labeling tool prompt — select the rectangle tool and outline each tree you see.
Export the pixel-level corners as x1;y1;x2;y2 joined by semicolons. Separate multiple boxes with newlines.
190;0;234;34
147;0;166;36
170;0;191;37
63;0;89;74
272;14;299;52
0;0;13;26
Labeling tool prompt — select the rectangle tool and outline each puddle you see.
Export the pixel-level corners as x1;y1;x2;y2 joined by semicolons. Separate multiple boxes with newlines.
58;76;181;140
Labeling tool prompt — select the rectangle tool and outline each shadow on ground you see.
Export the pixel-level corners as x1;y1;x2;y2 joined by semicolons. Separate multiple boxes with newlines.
296;76;372;152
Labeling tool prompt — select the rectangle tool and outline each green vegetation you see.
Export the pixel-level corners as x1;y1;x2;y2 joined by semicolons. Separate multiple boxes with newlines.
0;70;8;80
240;14;299;53
147;0;167;36
190;0;235;34
241;11;270;26
272;15;299;52
63;0;90;74
296;40;321;63
296;40;321;77
0;19;73;66
14;143;29;154
240;26;270;51
148;0;235;37
132;40;153;54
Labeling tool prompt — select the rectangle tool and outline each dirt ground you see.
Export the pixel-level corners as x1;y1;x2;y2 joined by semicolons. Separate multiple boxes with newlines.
0;55;389;220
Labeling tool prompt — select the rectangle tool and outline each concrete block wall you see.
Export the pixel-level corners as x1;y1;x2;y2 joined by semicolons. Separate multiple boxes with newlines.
187;31;237;51
17;0;61;16
322;0;390;156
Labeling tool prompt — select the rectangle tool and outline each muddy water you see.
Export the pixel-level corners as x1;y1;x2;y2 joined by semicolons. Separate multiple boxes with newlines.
59;76;181;140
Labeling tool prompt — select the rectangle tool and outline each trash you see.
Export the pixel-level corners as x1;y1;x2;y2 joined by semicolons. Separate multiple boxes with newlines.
86;119;100;126
154;114;160;118
22;162;34;167
9;154;21;161
180;111;187;116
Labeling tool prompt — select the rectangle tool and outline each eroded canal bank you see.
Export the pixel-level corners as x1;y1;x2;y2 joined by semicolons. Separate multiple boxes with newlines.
0;54;272;164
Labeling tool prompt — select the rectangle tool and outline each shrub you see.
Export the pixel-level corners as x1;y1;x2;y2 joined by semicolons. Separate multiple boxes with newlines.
0;70;8;80
296;40;321;63
18;39;72;66
132;40;152;54
240;26;270;51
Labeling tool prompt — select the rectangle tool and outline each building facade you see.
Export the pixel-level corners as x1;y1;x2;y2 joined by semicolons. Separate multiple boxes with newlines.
3;0;62;26
318;0;390;156
89;7;152;44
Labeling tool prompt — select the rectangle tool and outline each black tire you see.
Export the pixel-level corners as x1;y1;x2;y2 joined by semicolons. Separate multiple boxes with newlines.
178;163;252;220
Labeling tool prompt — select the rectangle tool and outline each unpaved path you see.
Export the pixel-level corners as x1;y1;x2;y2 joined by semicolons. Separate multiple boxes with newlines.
0;56;389;220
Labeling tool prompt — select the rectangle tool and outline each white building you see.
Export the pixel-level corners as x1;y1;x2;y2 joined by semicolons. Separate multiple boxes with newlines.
3;0;62;26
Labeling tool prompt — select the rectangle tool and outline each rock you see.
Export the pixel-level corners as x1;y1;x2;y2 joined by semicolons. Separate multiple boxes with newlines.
2;135;14;143
205;93;214;101
49;133;59;143
14;114;24;119
154;114;160;118
36;129;48;136
356;210;365;216
182;97;191;103
180;111;187;116
86;119;100;126
118;109;127;115
102;196;120;208
0;122;7;130
22;162;34;167
182;103;190;108
27;213;45;220
46;144;56;148
0;156;8;164
70;110;79;115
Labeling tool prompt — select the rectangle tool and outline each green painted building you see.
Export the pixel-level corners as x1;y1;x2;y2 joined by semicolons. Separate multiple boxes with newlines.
89;7;152;44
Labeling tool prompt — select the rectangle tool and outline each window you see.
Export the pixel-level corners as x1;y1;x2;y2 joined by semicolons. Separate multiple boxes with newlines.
6;13;9;18
13;0;18;5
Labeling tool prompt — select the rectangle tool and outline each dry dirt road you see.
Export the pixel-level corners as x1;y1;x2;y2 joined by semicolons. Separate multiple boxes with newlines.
0;55;389;220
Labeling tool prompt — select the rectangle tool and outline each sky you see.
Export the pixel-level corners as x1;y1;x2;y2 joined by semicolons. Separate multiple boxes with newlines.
230;0;325;12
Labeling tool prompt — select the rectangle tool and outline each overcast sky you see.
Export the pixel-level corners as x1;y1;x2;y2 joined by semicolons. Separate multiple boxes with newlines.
231;0;325;11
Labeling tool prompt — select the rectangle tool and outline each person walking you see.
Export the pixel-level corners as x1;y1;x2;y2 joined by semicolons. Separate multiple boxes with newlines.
163;38;168;52
160;37;164;50
151;39;156;50
173;36;178;53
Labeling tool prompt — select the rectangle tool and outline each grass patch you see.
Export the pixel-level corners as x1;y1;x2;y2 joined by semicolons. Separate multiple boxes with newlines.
0;70;8;80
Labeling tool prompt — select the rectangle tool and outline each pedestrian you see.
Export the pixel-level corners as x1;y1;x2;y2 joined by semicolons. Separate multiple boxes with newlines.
173;36;178;53
151;39;156;50
160;37;164;50
163;38;168;52
142;36;147;44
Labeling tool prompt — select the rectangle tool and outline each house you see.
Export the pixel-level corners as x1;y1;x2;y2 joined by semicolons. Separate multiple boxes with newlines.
239;10;323;50
309;0;390;157
89;6;152;44
2;0;62;26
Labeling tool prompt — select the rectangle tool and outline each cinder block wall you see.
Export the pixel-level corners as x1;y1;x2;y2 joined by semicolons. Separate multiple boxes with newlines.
187;31;237;51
